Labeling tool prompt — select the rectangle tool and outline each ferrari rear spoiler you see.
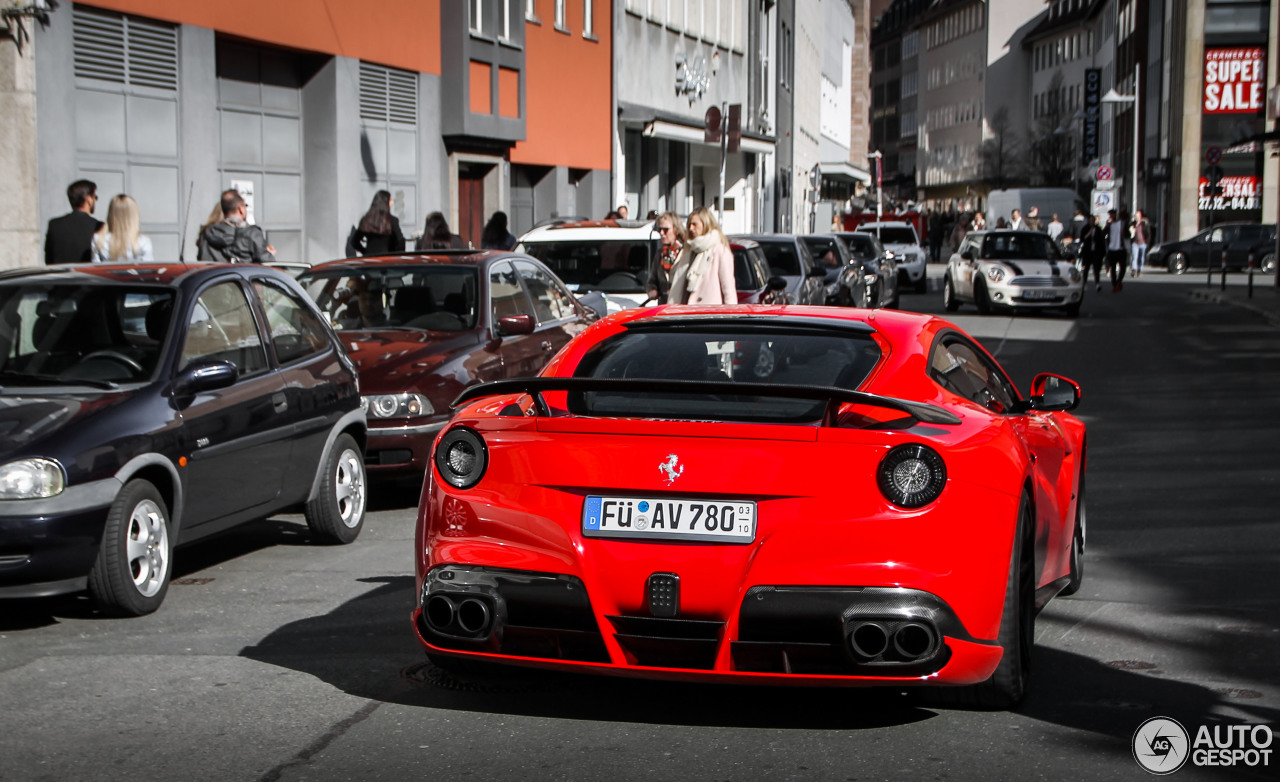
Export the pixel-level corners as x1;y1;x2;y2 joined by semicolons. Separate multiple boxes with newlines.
452;377;961;427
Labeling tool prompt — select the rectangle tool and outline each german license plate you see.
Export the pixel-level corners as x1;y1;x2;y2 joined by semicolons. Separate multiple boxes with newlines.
1021;289;1057;300
582;496;756;543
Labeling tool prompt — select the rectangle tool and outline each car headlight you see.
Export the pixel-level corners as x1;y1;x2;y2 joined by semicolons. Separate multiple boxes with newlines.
361;393;434;419
434;427;488;489
985;265;1007;283
1065;264;1081;282
877;444;946;508
0;458;65;499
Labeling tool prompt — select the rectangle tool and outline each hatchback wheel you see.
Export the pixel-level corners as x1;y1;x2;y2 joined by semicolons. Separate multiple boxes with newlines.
306;433;367;544
1260;254;1276;275
88;479;171;616
943;276;960;312
1168;252;1189;274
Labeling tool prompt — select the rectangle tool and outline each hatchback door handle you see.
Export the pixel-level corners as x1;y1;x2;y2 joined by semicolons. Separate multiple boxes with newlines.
272;392;288;413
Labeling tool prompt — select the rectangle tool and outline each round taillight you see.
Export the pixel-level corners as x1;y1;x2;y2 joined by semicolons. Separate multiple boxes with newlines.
434;428;488;489
877;444;946;508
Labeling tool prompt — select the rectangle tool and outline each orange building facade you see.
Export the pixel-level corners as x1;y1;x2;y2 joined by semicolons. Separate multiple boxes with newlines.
30;0;612;261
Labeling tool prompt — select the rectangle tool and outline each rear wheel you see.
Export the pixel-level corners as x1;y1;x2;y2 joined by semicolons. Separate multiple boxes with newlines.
969;496;1035;708
88;479;171;616
1260;253;1276;275
943;276;960;312
305;433;367;544
1168;252;1189;274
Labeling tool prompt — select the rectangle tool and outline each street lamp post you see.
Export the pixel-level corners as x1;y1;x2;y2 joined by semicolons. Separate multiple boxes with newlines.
1101;63;1141;212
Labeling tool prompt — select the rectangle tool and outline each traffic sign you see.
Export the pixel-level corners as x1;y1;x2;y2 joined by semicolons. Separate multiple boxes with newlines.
1091;188;1115;219
1096;166;1113;181
1206;146;1223;165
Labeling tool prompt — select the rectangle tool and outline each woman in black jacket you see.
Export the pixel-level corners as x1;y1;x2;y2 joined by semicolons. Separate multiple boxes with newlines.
347;190;405;256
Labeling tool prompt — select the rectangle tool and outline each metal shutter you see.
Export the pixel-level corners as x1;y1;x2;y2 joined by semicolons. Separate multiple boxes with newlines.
359;62;417;125
73;6;178;91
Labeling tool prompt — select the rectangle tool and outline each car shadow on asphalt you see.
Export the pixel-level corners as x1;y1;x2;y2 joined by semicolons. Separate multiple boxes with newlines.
239;574;1280;736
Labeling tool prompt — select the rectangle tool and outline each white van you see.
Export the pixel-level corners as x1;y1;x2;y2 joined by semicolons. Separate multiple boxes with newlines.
986;188;1085;230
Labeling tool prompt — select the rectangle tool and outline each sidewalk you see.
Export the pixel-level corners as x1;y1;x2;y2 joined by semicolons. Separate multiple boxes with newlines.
1186;272;1280;327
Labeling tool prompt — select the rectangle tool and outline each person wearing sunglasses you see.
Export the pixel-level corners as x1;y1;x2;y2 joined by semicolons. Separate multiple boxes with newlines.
647;211;687;304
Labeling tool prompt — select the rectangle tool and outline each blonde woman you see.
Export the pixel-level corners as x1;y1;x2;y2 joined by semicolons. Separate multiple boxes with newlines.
92;194;154;262
667;207;736;305
647;211;688;303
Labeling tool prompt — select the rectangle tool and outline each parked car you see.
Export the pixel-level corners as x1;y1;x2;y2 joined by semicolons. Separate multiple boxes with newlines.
516;219;659;313
0;263;367;616
856;221;929;292
800;234;869;307
944;230;1085;317
837;231;899;308
1148;222;1277;274
415;304;1086;708
729;233;827;305
297;250;596;477
730;239;789;305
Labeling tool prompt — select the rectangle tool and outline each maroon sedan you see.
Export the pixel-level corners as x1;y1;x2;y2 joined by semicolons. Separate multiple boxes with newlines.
298;250;596;476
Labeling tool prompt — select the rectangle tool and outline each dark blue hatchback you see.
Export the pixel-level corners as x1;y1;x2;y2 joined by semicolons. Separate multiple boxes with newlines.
0;263;367;615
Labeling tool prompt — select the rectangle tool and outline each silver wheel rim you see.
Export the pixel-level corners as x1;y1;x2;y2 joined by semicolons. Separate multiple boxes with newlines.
127;499;169;597
334;447;366;528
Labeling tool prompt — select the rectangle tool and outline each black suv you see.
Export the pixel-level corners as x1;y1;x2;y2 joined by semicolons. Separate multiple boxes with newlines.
0;263;367;615
1150;222;1277;274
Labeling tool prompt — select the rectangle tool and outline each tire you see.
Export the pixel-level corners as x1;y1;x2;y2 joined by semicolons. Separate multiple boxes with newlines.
88;479;172;616
968;496;1035;708
305;433;367;544
1060;472;1086;596
943;276;960;312
974;280;992;315
1260;254;1276;275
1168;252;1189;275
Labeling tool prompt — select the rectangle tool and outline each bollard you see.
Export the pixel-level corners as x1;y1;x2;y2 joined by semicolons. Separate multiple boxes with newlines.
1221;249;1228;292
1248;251;1254;298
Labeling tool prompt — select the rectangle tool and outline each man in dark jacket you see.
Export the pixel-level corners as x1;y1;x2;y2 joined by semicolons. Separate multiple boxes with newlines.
45;180;102;264
1078;214;1107;291
198;190;274;263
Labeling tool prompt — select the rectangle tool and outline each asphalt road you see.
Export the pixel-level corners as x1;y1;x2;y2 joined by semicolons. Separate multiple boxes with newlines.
2;268;1278;782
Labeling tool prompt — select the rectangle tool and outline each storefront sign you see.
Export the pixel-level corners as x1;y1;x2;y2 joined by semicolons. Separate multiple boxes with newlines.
1204;48;1265;114
1082;68;1100;163
1197;175;1259;210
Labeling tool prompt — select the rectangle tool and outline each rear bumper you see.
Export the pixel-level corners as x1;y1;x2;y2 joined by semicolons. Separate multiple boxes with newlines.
364;421;445;474
412;565;1003;686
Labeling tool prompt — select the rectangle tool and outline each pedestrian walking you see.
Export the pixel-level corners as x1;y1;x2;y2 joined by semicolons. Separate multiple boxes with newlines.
91;194;154;262
647;211;686;304
972;211;986;231
198;189;275;263
668;206;735;305
346;190;405;256
1024;206;1043;232
415;211;467;250
1078;214;1107;291
1129;209;1152;277
1047;213;1065;242
949;215;972;254
480;210;517;250
44;179;102;264
1010;209;1024;230
1104;209;1129;291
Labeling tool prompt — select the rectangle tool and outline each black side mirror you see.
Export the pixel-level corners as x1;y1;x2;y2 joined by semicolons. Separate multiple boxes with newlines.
497;314;535;336
766;276;788;291
1027;373;1080;411
171;360;238;396
961;249;975;261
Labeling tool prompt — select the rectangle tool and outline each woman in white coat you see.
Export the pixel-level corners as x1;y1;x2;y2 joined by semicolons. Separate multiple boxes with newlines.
668;206;736;305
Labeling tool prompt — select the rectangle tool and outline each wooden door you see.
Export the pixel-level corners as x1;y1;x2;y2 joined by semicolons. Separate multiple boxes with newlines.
459;166;485;249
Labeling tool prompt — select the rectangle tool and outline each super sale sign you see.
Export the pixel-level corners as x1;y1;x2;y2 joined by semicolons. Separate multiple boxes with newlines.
1204;47;1265;114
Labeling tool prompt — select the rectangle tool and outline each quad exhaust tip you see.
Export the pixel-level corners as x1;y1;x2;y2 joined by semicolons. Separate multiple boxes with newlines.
425;594;494;638
847;620;938;663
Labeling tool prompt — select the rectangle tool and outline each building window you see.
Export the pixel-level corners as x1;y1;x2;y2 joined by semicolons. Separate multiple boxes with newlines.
470;0;483;33
903;31;918;59
555;0;567;31
583;0;594;37
526;0;538;21
901;71;917;98
901;111;917;137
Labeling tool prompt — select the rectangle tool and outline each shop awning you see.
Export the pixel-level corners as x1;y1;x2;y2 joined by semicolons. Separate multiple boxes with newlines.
819;161;872;185
642;119;775;156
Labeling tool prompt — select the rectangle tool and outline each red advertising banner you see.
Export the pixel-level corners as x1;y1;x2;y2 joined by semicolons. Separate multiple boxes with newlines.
1197;175;1260;210
1204;47;1265;114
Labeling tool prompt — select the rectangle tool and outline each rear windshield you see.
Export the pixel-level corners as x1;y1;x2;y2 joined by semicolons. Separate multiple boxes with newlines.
570;328;882;422
519;240;655;293
301;266;479;331
858;226;918;245
843;234;881;261
801;237;845;268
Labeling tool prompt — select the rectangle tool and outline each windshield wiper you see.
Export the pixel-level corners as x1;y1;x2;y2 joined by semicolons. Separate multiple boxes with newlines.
0;370;119;390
